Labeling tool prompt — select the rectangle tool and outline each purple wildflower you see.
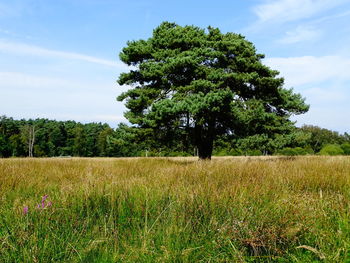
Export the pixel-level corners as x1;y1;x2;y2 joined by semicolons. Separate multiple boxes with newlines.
40;195;49;208
42;195;48;202
23;206;28;215
35;194;52;210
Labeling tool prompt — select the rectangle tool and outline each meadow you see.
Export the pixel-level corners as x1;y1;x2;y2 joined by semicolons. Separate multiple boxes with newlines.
0;156;349;262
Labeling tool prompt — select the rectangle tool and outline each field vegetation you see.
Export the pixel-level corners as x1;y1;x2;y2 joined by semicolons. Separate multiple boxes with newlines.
1;156;350;262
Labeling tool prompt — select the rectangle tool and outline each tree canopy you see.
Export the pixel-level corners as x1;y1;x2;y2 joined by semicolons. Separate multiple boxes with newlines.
117;22;309;159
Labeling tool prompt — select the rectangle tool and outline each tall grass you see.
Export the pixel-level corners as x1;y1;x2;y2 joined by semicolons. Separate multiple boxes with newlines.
0;156;350;262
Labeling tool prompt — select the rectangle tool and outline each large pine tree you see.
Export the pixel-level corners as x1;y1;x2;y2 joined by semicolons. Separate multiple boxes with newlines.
117;22;309;159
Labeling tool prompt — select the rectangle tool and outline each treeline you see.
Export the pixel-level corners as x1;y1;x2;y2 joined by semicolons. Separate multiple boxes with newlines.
214;125;350;156
0;116;111;157
0;115;349;157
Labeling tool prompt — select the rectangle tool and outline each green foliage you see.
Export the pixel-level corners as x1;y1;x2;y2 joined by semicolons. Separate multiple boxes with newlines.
117;22;309;159
319;144;344;155
341;143;350;155
301;125;347;152
0;116;120;157
213;148;230;156
276;147;313;156
1;115;349;158
247;149;263;156
0;134;9;157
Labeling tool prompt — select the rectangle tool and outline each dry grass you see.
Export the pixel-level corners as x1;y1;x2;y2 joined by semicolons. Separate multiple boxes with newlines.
0;156;350;262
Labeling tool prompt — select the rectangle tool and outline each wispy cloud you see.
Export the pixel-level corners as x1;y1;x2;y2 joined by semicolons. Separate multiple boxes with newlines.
265;55;350;132
0;39;127;69
0;71;130;95
0;71;72;89
278;25;322;44
253;0;347;24
0;71;127;127
264;55;350;87
303;87;346;103
311;9;350;24
0;27;35;39
293;106;349;133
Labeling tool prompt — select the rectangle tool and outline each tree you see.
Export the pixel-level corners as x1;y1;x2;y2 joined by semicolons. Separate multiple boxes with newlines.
117;22;309;159
0;134;8;157
73;125;86;156
300;125;347;152
21;124;36;157
97;127;114;156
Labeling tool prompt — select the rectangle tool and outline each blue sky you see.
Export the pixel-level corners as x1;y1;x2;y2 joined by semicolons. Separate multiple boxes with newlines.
0;0;350;133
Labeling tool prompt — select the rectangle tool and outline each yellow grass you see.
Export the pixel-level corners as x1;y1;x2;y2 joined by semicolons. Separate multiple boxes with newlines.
1;156;350;262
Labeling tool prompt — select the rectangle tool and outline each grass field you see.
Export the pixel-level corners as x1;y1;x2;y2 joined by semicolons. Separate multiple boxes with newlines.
0;156;350;262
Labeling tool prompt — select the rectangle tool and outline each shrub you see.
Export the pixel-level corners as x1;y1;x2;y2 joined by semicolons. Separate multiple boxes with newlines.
341;143;350;155
213;148;246;156
276;147;311;156
228;149;244;156
319;144;344;155
213;149;229;156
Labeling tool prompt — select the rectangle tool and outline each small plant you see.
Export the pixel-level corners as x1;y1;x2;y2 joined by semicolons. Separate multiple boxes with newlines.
23;206;29;215
22;194;52;215
36;194;52;209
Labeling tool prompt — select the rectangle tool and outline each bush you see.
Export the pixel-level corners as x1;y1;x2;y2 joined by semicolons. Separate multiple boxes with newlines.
213;148;247;156
341;143;350;155
303;145;315;154
213;149;228;156
228;149;244;156
319;144;344;155
276;147;311;156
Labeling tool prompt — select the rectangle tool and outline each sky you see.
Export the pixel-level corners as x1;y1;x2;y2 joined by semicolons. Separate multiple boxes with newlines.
0;0;350;133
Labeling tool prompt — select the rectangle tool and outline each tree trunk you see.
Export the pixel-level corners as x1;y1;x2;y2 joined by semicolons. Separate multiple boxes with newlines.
27;126;35;157
195;124;214;160
197;138;213;160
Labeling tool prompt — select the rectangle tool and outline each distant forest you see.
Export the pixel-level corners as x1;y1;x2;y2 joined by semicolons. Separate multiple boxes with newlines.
0;115;349;157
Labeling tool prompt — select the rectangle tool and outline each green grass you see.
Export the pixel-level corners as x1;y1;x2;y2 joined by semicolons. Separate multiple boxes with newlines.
1;156;350;262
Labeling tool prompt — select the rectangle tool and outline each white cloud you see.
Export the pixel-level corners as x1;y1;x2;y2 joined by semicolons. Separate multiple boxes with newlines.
253;0;347;24
265;55;350;132
278;25;321;44
0;72;131;95
264;55;350;87
303;87;346;103
311;10;350;24
0;72;72;89
0;39;127;69
293;106;349;133
0;71;128;127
